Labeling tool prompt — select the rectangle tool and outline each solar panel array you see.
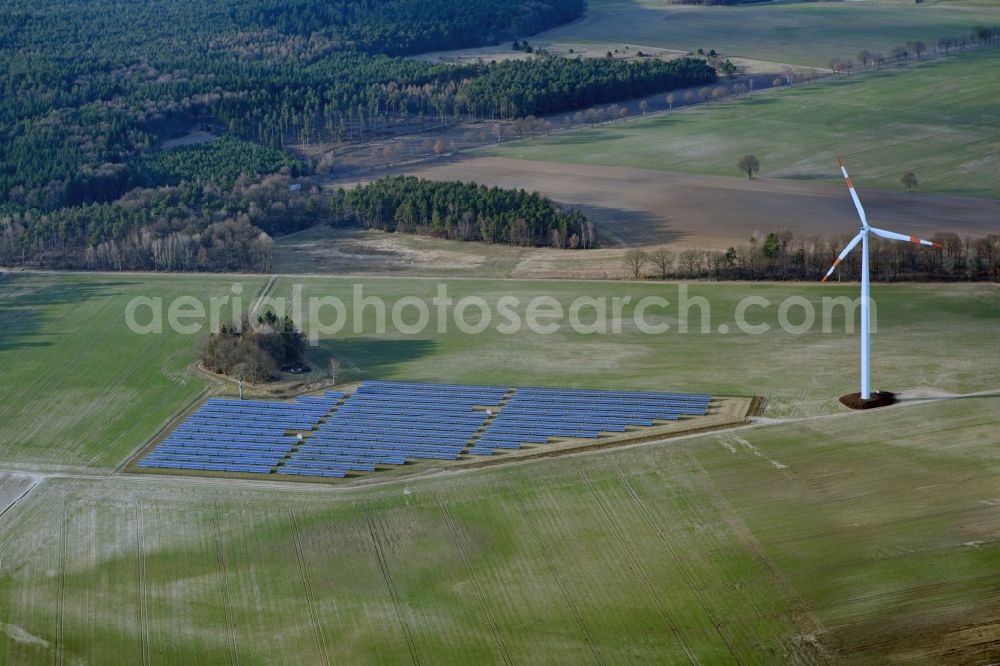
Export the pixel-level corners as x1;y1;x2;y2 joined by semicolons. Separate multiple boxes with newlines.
476;387;711;448
139;394;343;474
140;381;714;480
294;381;507;466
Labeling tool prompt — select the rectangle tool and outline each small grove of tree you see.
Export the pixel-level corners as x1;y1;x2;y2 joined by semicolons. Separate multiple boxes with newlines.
201;312;306;384
623;249;648;279
337;176;597;248
738;154;761;180
901;171;919;192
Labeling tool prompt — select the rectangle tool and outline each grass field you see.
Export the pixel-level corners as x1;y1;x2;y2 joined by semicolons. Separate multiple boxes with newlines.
1;273;999;661
534;0;1000;69
1;393;997;663
0;274;266;472
483;48;1000;198
1;273;998;473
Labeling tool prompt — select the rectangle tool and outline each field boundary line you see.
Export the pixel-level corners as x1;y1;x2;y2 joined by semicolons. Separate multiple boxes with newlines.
249;275;278;321
363;504;420;665
288;510;331;666
212;507;241;666
580;471;701;664
503;480;607;665
435;493;513;665
614;465;747;663
135;500;150;666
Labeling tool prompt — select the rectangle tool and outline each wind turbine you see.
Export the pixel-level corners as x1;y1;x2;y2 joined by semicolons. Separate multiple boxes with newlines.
821;159;942;402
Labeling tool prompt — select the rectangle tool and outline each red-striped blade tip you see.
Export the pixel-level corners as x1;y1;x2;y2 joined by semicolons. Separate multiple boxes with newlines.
837;158;844;166
932;242;944;248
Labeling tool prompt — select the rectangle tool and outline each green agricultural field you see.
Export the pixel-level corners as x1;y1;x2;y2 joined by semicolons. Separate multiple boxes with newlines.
1;273;998;474
1;394;997;663
539;0;1000;69
0;273;266;471
484;49;1000;198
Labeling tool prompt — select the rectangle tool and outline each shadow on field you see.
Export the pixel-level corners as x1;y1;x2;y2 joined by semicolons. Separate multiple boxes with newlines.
305;338;439;380
571;203;690;247
0;277;136;355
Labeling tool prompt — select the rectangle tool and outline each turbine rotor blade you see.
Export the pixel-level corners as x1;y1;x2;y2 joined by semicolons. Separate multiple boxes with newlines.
869;226;943;248
838;158;868;228
820;231;864;282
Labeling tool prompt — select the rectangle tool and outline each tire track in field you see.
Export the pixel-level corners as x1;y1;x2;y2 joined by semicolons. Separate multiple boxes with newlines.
435;494;512;665
212;507;241;666
56;493;68;666
135;500;150;666
0;482;75;570
502;481;606;665
363;504;420;665
614;465;744;664
580;471;700;665
287;510;331;666
681;448;828;656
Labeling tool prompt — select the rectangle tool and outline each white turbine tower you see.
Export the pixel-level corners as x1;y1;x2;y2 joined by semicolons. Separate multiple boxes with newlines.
821;159;942;402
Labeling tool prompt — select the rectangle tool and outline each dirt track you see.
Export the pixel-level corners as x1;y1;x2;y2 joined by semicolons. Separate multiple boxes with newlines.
335;156;1000;248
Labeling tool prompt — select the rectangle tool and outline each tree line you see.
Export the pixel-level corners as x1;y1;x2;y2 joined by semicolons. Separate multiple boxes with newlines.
0;174;327;271
336;176;597;248
456;56;718;118
623;231;1000;282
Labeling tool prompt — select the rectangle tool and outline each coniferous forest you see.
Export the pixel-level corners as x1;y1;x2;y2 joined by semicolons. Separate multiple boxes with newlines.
0;0;723;270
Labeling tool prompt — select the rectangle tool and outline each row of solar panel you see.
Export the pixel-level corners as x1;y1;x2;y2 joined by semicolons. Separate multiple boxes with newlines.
207;398;333;412
473;440;523;449
332;408;487;423
177;424;291;436
346;396;494;410
202;401;330;413
283;461;376;472
278;469;346;478
139;460;272;474
308;438;465;451
493;414;650;426
364;380;507;392
505;399;708;411
195;410;324;423
311;432;471;446
506;398;707;410
147;453;283;466
298;445;459;460
169;432;287;444
162;440;293;452
291;452;407;465
325;414;487;428
502;407;688;418
357;383;506;396
355;390;504;405
318;423;480;437
514;388;711;401
190;414;318;427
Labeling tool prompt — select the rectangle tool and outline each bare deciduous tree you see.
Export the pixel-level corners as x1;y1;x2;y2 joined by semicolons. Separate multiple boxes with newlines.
623;249;648;279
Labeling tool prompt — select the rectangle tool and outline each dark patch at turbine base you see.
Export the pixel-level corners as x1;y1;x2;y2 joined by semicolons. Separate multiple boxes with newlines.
839;391;897;410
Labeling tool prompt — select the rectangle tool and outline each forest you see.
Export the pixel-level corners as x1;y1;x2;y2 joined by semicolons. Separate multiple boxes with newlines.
0;0;589;217
338;176;597;248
